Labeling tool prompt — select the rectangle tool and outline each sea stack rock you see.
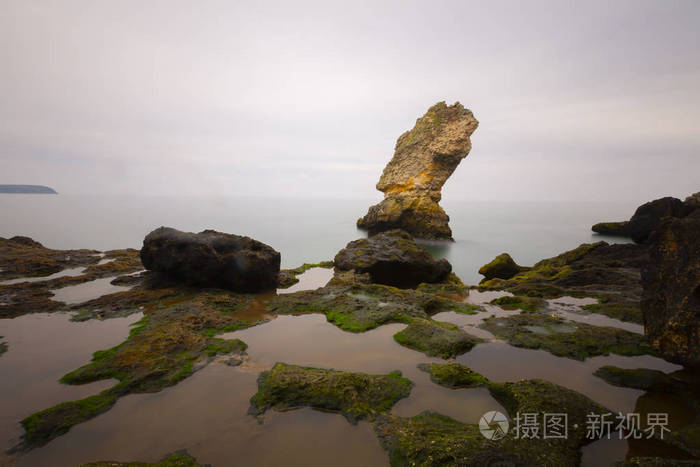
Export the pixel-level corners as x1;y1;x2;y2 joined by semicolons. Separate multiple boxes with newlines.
641;210;700;369
334;229;451;288
140;227;280;292
357;102;478;240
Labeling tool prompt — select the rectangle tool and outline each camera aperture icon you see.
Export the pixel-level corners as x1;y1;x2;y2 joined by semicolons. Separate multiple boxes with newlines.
479;411;509;440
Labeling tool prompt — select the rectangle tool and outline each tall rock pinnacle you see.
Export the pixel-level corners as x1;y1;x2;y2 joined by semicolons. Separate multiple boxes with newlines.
357;101;478;240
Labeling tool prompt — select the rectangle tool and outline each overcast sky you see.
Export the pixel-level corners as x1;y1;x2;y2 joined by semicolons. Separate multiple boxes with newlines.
1;0;698;202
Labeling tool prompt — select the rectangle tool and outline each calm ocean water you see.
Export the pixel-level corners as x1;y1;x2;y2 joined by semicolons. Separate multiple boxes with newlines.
0;195;635;284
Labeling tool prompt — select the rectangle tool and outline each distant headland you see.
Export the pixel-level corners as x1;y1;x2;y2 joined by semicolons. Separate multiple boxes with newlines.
0;185;57;194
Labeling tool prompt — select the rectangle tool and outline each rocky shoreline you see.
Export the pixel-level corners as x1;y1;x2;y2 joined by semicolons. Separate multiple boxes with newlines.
0;103;697;466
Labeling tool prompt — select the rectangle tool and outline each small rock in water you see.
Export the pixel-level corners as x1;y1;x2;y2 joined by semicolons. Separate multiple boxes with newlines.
333;229;451;288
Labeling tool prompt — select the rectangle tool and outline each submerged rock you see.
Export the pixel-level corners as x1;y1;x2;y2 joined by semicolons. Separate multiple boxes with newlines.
140;227;280;292
80;451;202;467
592;196;695;243
642;210;700;369
249;362;412;423
357;102;478;240
333;230;451;288
417;362;487;389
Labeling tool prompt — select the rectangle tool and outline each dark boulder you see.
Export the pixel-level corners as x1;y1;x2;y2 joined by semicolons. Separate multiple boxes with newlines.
333;229;451;287
641;210;700;369
477;253;527;281
593;196;694;243
140;227;280;292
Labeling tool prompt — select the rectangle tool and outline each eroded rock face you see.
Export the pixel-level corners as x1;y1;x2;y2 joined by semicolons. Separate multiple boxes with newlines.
641;210;700;369
357;102;478;240
140;227;280;292
333;229;451;288
592;196;695;243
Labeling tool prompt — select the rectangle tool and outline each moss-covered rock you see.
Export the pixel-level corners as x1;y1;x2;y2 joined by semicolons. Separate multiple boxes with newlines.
267;281;476;333
478;253;527;281
480;241;649;324
490;295;545;312
249;363;412;423
374;378;609;466
393;318;481;358
480;313;654;360
80;451;202;466
19;291;253;449
417;362;488;388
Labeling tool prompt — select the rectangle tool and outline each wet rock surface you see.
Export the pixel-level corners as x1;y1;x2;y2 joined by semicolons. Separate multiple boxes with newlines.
357;102;478;239
140;227;280;292
592;196;695;243
480;312;654;360
0;236;100;280
333;230;451;287
393;318;481;359
642;210;700;369
478;253;528;281
480;241;649;324
249;362;412;423
375;372;610;467
417;362;487;389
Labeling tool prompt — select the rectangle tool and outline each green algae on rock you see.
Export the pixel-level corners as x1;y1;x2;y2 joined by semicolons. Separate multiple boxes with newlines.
249;363;412;423
480;313;654;360
19;290;254;449
490;295;545;312
375;378;609;466
480;241;648;324
357;102;479;240
267;281;477;333
417;362;487;388
393;318;481;358
80;451;202;466
478;253;528;281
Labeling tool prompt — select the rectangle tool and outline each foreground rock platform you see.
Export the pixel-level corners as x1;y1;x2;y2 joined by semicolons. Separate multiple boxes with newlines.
333;229;451;288
357;101;478;240
140;227;280;292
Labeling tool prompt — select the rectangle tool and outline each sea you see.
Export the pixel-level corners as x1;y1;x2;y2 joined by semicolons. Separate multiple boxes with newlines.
0;194;636;284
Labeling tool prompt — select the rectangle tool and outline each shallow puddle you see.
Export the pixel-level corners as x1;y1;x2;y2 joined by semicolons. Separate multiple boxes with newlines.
0;312;142;454
547;297;644;334
0;267;87;286
50;277;132;304
458;342;682;415
15;363;388;467
464;289;513;304
277;267;333;295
